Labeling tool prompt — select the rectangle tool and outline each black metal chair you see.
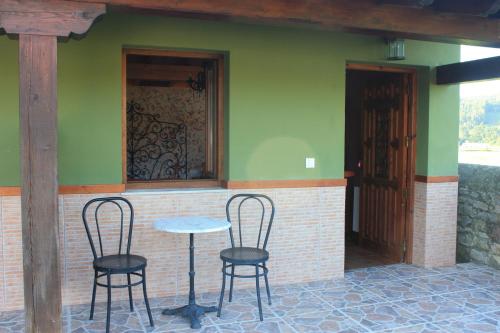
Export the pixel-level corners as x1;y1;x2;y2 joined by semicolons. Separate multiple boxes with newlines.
217;194;275;321
82;197;154;333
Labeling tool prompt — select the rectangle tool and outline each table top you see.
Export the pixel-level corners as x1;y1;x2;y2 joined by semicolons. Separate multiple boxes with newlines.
154;216;231;234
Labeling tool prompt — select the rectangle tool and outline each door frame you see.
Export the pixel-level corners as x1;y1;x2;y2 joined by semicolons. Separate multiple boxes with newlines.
345;62;417;264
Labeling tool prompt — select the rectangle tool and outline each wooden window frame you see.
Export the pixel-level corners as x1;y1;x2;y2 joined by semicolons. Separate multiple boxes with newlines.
122;48;225;190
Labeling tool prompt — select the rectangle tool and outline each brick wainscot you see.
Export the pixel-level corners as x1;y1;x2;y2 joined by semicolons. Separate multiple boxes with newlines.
0;186;346;311
413;179;459;268
0;177;459;311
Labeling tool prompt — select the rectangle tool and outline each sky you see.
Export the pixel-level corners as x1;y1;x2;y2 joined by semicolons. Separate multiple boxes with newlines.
460;45;500;98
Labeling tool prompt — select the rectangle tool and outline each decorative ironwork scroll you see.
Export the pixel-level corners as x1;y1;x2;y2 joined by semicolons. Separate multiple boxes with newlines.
364;82;401;179
375;107;389;178
127;101;188;181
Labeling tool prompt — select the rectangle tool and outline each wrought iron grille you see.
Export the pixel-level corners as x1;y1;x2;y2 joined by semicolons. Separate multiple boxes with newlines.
127;101;188;181
374;108;389;179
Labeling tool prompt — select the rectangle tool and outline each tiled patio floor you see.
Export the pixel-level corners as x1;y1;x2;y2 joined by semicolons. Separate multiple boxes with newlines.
1;262;499;332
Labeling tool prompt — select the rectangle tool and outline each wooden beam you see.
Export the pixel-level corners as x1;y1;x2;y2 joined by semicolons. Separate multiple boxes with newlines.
379;0;434;8
415;175;458;183
0;0;105;36
0;184;126;196
222;179;347;189
19;34;61;333
381;0;500;17
127;63;202;81
436;56;500;84
0;186;21;196
433;0;500;17
70;0;500;46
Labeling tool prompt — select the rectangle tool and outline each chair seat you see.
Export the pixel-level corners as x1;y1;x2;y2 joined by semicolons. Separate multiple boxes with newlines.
220;247;269;265
93;254;147;273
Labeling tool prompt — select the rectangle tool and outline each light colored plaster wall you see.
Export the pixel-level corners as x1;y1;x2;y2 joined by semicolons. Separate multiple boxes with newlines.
0;187;345;311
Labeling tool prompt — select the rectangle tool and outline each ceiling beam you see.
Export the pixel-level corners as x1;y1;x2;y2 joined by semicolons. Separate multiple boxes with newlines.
433;0;500;17
127;63;203;81
436;56;500;84
69;0;500;46
378;0;434;8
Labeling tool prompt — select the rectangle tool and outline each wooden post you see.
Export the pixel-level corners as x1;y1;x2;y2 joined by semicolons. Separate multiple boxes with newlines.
1;2;105;332
19;34;61;333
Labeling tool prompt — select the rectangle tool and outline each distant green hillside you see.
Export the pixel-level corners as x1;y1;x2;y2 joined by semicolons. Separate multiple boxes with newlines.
460;95;500;147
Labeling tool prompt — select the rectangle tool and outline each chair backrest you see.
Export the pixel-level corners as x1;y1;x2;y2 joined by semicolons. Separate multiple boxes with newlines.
226;194;275;250
82;197;134;260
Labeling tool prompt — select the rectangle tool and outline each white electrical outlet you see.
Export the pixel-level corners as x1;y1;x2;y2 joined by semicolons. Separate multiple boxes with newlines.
306;157;315;169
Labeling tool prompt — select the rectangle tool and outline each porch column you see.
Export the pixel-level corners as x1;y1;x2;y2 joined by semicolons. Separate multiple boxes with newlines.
19;34;60;333
0;2;105;332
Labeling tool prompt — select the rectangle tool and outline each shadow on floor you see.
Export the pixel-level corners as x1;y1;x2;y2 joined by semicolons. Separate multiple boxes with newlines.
345;241;396;270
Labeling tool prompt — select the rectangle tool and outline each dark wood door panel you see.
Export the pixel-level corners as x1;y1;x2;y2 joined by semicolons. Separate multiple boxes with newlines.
359;72;410;262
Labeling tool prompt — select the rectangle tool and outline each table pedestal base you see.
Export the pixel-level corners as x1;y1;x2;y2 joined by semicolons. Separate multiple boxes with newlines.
162;233;218;329
163;304;217;329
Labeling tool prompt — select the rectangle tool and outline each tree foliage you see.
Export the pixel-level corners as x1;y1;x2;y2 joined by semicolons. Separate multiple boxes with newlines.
460;95;500;147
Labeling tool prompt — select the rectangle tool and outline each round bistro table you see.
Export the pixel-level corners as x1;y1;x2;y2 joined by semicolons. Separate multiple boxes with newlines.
154;216;230;329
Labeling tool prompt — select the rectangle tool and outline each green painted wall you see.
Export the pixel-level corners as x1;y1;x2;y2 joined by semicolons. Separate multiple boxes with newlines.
0;13;459;185
0;39;19;186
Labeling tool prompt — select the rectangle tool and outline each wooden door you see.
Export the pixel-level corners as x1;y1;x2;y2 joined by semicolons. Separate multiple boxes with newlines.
359;72;411;262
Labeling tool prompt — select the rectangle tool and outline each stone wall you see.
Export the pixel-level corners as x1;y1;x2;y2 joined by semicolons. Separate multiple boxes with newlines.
457;164;500;269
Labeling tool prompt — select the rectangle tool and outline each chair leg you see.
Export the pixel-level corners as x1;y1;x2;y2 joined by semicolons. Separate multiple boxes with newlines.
255;265;263;321
263;263;271;305
217;261;226;318
89;270;97;320
228;264;235;302
142;268;154;327
127;273;134;312
106;272;112;333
